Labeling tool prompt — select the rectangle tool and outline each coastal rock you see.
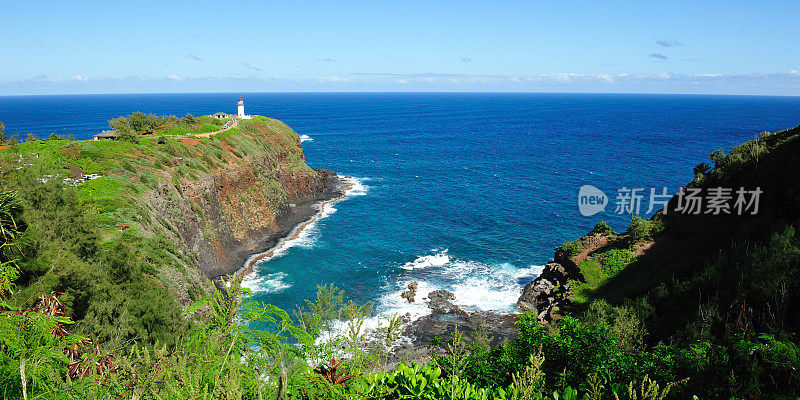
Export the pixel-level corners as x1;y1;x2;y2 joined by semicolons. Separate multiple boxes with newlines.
393;311;518;367
401;281;418;303
427;290;462;314
517;262;580;322
517;276;553;311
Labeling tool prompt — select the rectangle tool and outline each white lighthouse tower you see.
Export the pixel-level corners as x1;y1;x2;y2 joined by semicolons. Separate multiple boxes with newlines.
237;97;245;118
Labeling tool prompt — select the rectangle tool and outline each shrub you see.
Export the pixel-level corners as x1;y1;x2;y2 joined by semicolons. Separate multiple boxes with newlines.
693;162;711;181
591;221;614;236
353;363;505;399
601;248;637;275
710;148;726;168
584;300;648;350
627;216;662;243
560;238;584;258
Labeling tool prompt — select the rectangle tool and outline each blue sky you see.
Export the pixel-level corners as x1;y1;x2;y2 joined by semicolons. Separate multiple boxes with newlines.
1;0;798;95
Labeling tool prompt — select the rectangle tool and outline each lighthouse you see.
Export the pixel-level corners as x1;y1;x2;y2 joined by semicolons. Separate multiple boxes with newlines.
237;97;245;118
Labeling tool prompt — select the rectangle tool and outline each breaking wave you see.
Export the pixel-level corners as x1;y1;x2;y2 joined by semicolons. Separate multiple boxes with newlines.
241;271;292;294
376;249;544;322
242;175;369;294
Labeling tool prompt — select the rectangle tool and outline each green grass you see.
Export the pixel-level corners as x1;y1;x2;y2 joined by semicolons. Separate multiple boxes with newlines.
76;176;125;202
570;247;636;304
600;248;637;275
0;116;312;236
154;122;223;137
571;257;604;304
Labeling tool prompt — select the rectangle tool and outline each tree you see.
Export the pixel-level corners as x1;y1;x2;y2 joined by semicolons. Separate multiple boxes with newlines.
710;148;726;168
108;117;138;143
0;121;5;144
628;215;657;243
127;112;148;132
0;191;21;288
145;113;163;130
0;191;84;400
693;162;711;181
183;113;196;125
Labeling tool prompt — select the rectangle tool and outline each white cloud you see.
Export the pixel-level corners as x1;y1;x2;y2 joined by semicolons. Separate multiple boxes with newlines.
2;71;799;95
596;73;615;83
317;76;348;83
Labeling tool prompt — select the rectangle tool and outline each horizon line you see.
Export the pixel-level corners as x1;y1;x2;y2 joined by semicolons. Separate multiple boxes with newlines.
1;90;799;98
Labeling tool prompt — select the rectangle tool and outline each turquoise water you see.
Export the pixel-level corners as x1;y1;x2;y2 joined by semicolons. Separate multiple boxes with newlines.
2;93;799;320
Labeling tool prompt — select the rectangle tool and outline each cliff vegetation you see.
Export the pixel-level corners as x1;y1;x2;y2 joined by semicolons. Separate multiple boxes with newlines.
1;122;799;400
0;115;339;350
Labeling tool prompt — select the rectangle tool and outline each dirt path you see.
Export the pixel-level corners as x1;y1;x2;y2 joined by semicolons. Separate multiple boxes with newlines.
195;119;240;138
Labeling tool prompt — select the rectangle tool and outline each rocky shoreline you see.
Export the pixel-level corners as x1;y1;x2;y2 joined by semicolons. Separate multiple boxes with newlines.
516;249;583;323
394;232;601;361
204;169;344;279
393;282;518;364
236;174;353;280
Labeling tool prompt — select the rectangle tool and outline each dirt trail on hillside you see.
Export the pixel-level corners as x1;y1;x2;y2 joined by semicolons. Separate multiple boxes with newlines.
196;119;239;138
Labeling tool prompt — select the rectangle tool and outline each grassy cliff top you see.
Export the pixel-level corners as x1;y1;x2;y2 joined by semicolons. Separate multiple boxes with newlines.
0;115;320;348
0;116;312;237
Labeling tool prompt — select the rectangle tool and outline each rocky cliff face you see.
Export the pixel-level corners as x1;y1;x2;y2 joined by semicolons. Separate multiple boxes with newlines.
517;233;612;322
137;118;343;282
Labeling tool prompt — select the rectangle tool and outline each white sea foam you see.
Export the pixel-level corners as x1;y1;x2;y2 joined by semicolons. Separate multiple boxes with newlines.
241;271;291;294
448;263;527;312
377;279;439;320
316;252;544;353
374;250;546;324
342;175;369;196
400;249;450;270
300;134;313;142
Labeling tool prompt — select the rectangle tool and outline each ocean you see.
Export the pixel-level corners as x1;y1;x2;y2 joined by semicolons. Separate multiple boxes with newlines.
2;92;799;322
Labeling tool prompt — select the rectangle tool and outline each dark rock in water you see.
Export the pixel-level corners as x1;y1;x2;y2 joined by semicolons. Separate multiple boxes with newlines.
391;311;519;367
427;289;462;314
428;289;454;302
401;281;418;303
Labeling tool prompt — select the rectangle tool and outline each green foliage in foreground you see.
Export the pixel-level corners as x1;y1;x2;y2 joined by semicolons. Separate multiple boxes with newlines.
1;181;797;399
2;259;699;400
3;125;800;399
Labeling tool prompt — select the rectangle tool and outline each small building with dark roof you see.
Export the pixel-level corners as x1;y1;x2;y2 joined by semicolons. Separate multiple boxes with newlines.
93;130;118;141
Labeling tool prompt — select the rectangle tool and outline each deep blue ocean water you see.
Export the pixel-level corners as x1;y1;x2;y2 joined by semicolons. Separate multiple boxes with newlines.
2;93;799;320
